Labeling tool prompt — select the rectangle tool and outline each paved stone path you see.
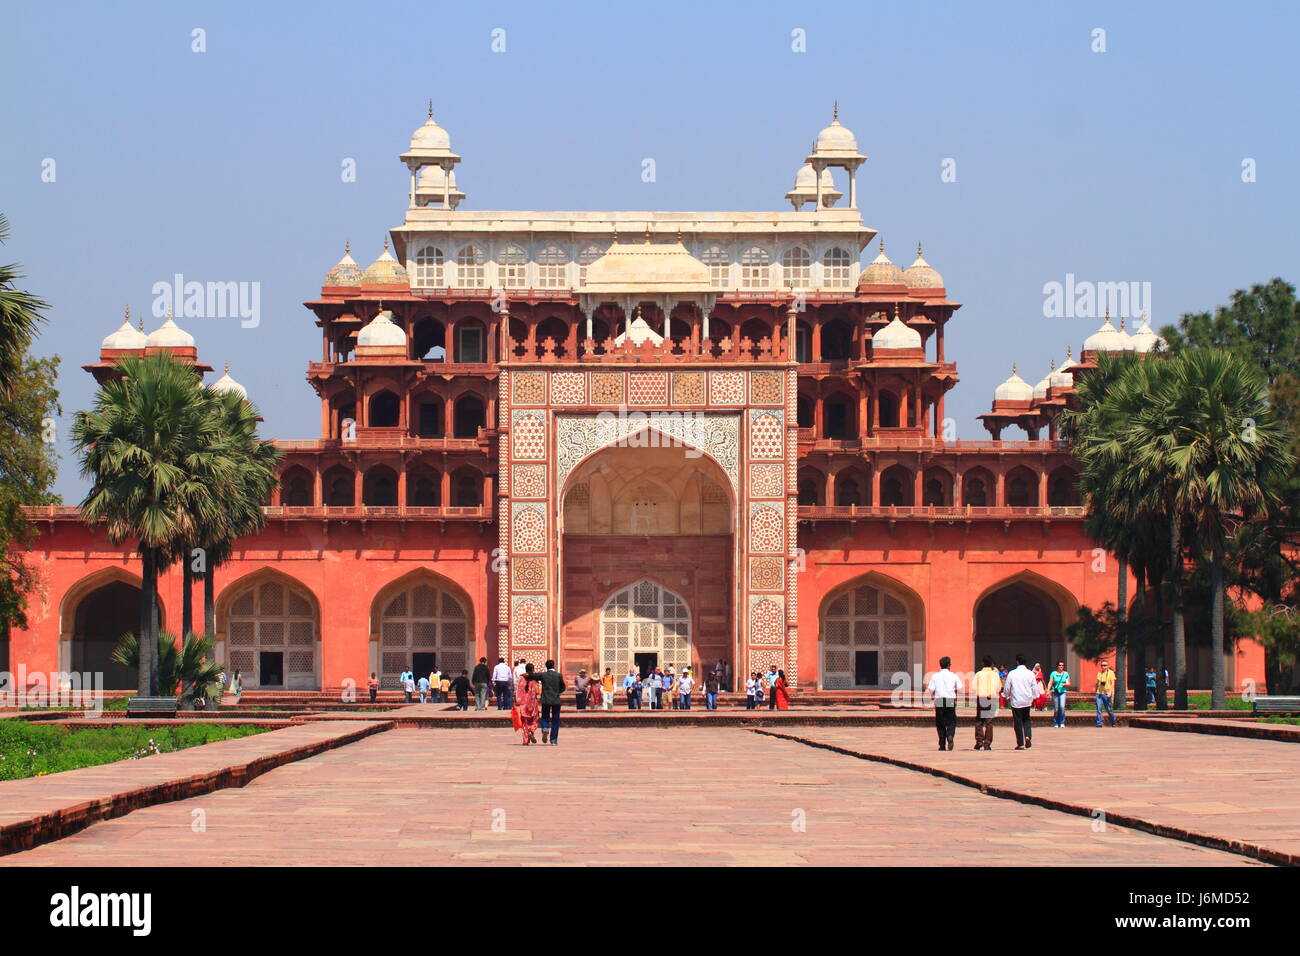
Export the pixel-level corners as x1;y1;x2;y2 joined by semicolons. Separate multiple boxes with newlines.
771;724;1300;862
0;728;1259;865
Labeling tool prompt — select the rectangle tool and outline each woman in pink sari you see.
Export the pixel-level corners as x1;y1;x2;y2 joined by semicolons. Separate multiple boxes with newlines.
514;663;541;744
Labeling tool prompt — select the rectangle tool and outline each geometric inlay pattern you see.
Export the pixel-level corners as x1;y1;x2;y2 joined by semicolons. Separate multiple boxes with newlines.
749;556;784;592
628;371;669;406
709;370;746;405
512;463;546;499
749;595;785;645
749;409;784;459
511;502;547;553
512;371;546;405
671;371;705;405
589;372;625;405
748;502;784;553
511;595;547;646
512;557;546;591
511;410;547;460
750;370;783;405
748;462;784;498
550;371;586;405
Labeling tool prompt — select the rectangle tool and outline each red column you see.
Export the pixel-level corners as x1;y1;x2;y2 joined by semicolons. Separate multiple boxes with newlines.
398;467;408;507
995;471;1006;507
441;468;452;508
1038;469;1048;508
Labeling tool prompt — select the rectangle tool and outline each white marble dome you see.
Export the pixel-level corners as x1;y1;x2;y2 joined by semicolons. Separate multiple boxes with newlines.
1128;314;1167;352
815;115;859;154
209;364;247;400
786;163;841;205
101;309;147;350
357;310;407;348
873;315;922;350
904;243;944;289
1033;361;1056;400
146;312;194;349
994;366;1034;403
410;105;451;152
1083;315;1127;353
1050;350;1076;388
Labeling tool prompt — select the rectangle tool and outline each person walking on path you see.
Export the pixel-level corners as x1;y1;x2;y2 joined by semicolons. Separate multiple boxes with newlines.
1048;661;1070;727
1003;654;1037;750
773;669;791;711
1094;659;1117;726
645;668;662;710
745;672;758;709
428;668;442;704
513;664;541;745
451;670;472;711
472;658;491;711
367;672;379;704
600;667;615;711
587;676;603;709
574;669;590;711
678;669;695;709
492;657;513;710
534;660;567;744
231;670;243;704
417;673;431;704
622;669;639;709
927;656;962;750
973;656;1001;750
704;669;720;710
666;669;679;710
1145;666;1158;706
401;669;415;704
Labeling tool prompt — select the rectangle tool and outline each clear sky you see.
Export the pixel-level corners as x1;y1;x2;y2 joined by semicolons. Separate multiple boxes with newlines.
3;0;1297;502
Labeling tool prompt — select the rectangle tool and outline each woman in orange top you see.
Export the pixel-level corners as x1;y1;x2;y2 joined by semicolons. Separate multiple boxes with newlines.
774;669;791;711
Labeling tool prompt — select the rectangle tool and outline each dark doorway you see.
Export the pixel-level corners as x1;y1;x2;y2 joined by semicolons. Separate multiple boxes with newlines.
634;652;658;679
412;652;436;677
259;651;284;688
73;581;142;690
854;651;879;687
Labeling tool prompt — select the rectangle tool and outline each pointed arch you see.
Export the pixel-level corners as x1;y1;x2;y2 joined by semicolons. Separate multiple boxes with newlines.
216;567;321;690
973;570;1080;674
369;568;477;688
818;572;925;689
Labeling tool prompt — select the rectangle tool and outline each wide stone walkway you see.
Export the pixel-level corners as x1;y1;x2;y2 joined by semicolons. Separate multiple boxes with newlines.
0;727;1259;865
767;724;1300;863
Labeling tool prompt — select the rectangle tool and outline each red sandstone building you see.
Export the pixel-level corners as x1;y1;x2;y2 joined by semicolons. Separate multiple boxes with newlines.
9;109;1261;694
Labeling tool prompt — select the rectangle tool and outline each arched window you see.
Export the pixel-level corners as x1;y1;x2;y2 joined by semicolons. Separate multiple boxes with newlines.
378;579;469;688
407;466;440;507
453;394;485;438
880;465;913;507
412;317;445;361
279;465;313;507
740;246;771;289
702;245;730;288
456;318;486;363
782;247;811;289
498;243;527;289
821;580;911;689
579;244;605;285
452;468;483;506
322;466;354;507
226;576;318;690
535;316;570;358
415;395;444;438
414;245;444;286
601;579;691;679
537;244;568;288
363;465;398;507
822;247;854;288
456;245;486;287
369;389;400;428
821;317;853;360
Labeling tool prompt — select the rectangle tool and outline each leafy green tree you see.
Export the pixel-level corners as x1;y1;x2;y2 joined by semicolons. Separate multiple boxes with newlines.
0;214;49;399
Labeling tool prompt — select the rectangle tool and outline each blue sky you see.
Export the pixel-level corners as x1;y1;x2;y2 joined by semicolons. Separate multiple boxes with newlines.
3;0;1297;501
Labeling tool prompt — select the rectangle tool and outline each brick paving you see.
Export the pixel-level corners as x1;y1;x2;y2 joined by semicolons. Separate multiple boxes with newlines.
0;727;1259;866
768;724;1300;863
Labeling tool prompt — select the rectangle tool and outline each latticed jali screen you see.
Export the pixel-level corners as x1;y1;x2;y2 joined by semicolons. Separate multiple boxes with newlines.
820;584;910;689
379;583;470;687
226;579;317;688
600;579;691;678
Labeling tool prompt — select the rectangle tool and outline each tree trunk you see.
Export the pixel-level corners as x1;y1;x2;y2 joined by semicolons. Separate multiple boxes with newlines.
204;562;216;638
138;546;159;697
1115;556;1128;710
1132;567;1147;711
1211;543;1226;710
182;555;194;637
1152;567;1168;710
1170;518;1188;709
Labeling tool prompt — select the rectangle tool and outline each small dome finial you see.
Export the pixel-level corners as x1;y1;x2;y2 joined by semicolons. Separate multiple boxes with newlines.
833;100;839;121
138;314;144;332
1066;344;1073;359
427;99;433;120
1012;362;1017;375
124;305;130;322
1050;358;1056;370
644;224;652;244
383;236;390;252
878;236;885;255
224;361;230;374
344;239;350;255
917;241;923;257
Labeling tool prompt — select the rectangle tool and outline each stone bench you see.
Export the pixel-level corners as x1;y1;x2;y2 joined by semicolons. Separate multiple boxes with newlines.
1252;695;1300;714
125;696;180;717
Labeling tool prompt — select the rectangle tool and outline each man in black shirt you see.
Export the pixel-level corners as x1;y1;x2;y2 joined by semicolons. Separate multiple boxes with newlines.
535;660;567;745
450;670;473;711
471;657;491;711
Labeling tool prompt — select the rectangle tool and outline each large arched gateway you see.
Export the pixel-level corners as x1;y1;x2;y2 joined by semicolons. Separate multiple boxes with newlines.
222;572;320;690
372;572;473;687
820;577;919;689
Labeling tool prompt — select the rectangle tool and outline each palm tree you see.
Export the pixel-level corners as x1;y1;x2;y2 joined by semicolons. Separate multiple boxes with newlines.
0;213;48;398
111;630;225;708
72;353;233;697
1149;350;1293;708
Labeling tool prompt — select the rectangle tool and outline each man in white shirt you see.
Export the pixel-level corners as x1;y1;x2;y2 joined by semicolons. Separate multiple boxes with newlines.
491;657;513;710
926;656;963;751
1002;654;1037;750
678;671;695;710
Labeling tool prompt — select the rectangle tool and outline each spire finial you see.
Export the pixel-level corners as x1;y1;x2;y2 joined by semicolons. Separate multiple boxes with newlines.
1104;306;1110;322
166;305;173;322
879;236;885;255
124;305;130;323
1066;344;1073;360
138;314;144;332
383;236;390;252
1050;358;1056;370
833;100;839;121
1012;362;1017;375
427;99;433;120
344;239;350;255
644;223;652;244
224;361;230;374
893;303;900;321
917;241;923;257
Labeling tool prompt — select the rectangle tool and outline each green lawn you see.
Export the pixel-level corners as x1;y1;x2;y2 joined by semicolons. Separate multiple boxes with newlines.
1262;716;1300;726
0;720;267;781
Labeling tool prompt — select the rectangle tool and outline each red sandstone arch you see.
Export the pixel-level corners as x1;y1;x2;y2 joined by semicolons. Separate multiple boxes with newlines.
817;572;926;690
58;566;164;686
216;567;323;690
367;568;478;685
972;570;1080;673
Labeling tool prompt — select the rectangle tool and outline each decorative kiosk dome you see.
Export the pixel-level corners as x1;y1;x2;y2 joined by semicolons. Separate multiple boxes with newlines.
903;243;945;290
324;241;362;288
146;310;195;349
856;240;906;288
1128;313;1167;352
209;362;248;400
994;365;1035;403
101;307;148;351
872;314;923;351
361;238;409;287
785;162;841;209
356;310;408;350
1083;313;1128;354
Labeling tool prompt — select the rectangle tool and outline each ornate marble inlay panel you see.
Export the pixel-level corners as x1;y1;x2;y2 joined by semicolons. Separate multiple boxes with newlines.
554;412;741;492
749;370;784;405
511;595;547;646
671;371;705;405
708;370;746;405
511;410;547;460
628;371;669;406
511;502;547;553
550;371;586;405
749;595;785;645
748;462;784;499
512;557;546;591
748;502;784;553
749;556;784;591
512;463;546;499
749;409;785;460
589;371;625;405
512;371;546;405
